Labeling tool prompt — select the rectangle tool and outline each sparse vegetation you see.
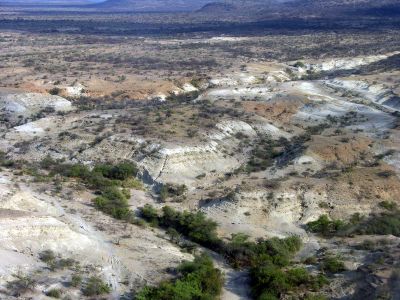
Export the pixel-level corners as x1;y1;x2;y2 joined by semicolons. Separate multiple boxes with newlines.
46;288;62;298
7;273;37;297
82;276;111;297
159;183;187;201
39;250;56;264
71;274;83;288
322;256;346;273
1;7;400;300
246;136;283;172
379;201;398;211
138;205;327;299
39;250;77;271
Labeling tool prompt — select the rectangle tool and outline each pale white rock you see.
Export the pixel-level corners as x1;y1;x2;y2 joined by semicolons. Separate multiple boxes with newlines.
325;79;400;110
0;93;73;115
306;53;399;72
182;83;198;92
65;83;86;97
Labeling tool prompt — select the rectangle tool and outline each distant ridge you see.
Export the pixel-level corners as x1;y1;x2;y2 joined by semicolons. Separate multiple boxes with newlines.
0;0;97;4
197;2;237;13
93;0;211;12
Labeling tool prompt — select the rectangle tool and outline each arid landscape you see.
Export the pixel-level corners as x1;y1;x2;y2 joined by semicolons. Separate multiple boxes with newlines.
0;0;399;299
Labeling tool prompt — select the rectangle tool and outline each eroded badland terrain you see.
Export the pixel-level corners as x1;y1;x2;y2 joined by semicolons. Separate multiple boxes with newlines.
0;1;400;299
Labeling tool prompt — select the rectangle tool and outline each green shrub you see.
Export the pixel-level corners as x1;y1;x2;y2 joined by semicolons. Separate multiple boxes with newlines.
49;87;60;95
322;256;346;273
39;250;56;263
287;268;310;285
43;160;138;192
46;288;61;298
304;256;318;265
160;186;168;201
356;239;376;250
307;215;347;237
250;264;327;300
355;212;400;237
139;205;220;248
82;276;111;296
307;211;400;238
318;202;330;209
93;186;131;220
7;274;37;296
245;235;328;300
379;201;398;211
166;227;181;243
93;162;138;180
136;254;223;300
250;263;289;298
70;274;82;287
139;204;159;223
122;178;144;190
63;164;90;178
294;61;305;68
58;258;75;269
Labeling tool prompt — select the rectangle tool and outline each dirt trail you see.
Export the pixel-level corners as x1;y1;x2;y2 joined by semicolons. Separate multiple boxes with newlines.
205;250;250;300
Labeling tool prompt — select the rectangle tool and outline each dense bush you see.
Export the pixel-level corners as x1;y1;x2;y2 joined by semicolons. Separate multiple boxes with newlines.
322;256;346;273
7;274;37;297
308;212;400;237
222;235;302;268
249;253;327;299
355;212;400;237
93;186;131;220
82;276;111;297
136;254;223;300
139;205;220;247
225;235;329;299
306;215;347;237
93;162;138;181
62;161;138;190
